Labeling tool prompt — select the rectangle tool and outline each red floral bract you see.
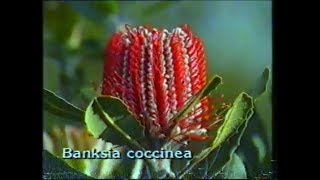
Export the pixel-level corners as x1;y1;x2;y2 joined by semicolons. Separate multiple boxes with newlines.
102;25;214;142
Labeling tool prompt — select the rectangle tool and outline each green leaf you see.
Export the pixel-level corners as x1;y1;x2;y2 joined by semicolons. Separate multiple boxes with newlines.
84;96;150;178
171;75;222;125
85;99;106;138
206;92;254;178
43;88;84;122
236;67;272;178
186;112;249;179
43;150;93;179
183;110;251;179
212;92;254;149
249;67;272;98
206;115;250;178
177;92;253;179
85;96;145;149
255;67;272;148
215;153;247;179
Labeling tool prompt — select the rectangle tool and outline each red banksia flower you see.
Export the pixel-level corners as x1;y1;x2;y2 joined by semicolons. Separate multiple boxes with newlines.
102;25;215;143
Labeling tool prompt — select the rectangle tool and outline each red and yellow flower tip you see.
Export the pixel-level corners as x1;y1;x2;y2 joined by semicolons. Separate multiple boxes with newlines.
102;24;215;143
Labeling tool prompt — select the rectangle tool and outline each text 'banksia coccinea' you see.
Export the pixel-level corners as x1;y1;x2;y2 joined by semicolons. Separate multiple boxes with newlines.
102;25;216;144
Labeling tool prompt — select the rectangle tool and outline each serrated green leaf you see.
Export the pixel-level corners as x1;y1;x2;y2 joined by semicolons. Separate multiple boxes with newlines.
249;67;271;97
43;88;85;122
85;99;107;137
207;116;250;178
187;117;249;179
177;92;253;179
85;96;145;149
215;153;247;179
236;67;272;179
43;150;93;179
206;92;254;178
179;113;250;179
85;96;176;178
255;67;272;149
171;75;222;125
212;92;254;149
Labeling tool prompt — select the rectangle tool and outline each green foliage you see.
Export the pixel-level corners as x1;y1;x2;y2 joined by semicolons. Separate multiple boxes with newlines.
206;102;252;178
212;92;254;149
236;67;272;179
42;72;266;179
42;69;271;179
84;99;106;139
254;67;272;148
176;92;254;178
43;150;92;179
215;153;247;179
85;96;145;149
44;89;84;122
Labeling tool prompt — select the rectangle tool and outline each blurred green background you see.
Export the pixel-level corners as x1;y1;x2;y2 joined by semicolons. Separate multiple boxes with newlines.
43;0;271;106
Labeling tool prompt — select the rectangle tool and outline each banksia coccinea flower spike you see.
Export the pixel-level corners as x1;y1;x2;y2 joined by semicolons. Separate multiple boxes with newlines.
102;25;215;143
